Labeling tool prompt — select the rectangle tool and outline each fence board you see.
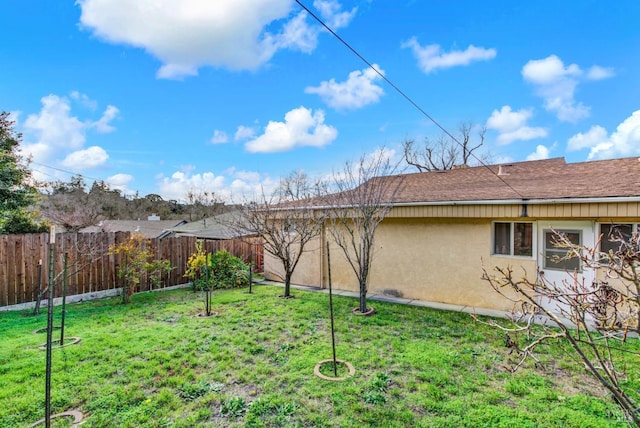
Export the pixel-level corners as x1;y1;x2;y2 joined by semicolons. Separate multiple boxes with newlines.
0;232;263;307
0;236;7;306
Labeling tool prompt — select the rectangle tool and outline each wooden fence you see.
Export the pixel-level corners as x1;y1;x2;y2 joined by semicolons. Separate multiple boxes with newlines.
0;232;263;308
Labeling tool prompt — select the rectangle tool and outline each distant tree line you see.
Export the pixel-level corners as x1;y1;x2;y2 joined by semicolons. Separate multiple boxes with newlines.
39;176;231;231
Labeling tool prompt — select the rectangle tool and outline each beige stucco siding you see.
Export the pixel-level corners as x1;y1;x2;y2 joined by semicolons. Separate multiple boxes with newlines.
263;237;323;286
366;219;532;311
262;201;640;313
265;218;532;312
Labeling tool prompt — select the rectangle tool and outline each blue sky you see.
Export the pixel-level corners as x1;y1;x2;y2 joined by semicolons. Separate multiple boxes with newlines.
3;1;639;202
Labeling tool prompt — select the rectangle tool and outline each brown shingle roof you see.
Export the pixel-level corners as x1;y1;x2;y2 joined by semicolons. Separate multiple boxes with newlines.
333;157;640;205
392;157;640;203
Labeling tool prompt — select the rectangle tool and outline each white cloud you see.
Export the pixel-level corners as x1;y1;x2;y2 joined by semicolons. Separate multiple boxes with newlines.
232;169;262;182
24;95;86;152
522;55;581;85
70;91;98;109
485;105;547;145
156;168;276;202
567;110;640;160
158;171;228;201
586;65;615;81
106;173;134;195
107;173;133;187
19;93;118;181
305;64;385;110
313;0;357;28
77;0;356;79
401;37;496;74
522;55;614;123
61;146;109;169
234;126;255;141
526;144;552;161
275;11;319;53
567;125;608;151
210;130;229;144
90;105;120;133
244;106;338;153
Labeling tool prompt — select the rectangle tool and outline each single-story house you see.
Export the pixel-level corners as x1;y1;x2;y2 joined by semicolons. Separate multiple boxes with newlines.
263;156;640;313
81;215;187;239
169;211;254;240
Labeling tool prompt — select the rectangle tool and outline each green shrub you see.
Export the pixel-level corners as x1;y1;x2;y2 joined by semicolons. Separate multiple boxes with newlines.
208;249;250;289
186;246;250;291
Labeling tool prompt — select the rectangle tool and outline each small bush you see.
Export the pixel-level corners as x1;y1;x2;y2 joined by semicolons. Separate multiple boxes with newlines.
220;396;247;418
209;249;250;289
187;248;250;291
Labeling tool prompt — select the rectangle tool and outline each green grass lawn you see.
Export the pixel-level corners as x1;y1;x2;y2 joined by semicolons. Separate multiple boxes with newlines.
1;285;637;427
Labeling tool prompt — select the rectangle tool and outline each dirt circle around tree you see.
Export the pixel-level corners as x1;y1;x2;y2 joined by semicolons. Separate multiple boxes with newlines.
32;326;61;334
314;359;355;381
351;306;376;316
195;311;219;317
38;337;81;350
27;410;84;427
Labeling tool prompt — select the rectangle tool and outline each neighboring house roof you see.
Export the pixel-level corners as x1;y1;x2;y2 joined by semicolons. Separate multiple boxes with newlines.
81;219;188;239
170;211;254;240
310;157;640;207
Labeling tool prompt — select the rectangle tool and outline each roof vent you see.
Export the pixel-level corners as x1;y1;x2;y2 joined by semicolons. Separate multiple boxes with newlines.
497;165;510;176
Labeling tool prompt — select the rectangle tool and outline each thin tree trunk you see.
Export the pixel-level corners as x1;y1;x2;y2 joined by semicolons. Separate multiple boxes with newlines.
359;281;367;313
284;271;292;297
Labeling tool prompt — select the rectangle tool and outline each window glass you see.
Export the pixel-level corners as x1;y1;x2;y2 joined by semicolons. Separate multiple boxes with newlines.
600;224;632;254
513;223;533;256
544;230;581;271
494;223;511;255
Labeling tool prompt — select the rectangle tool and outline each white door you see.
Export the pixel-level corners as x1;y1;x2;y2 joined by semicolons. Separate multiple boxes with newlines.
537;221;595;314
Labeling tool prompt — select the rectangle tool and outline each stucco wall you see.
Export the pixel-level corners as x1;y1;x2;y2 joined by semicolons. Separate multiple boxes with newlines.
366;218;533;312
263;210;640;313
263;237;323;286
264;218;534;312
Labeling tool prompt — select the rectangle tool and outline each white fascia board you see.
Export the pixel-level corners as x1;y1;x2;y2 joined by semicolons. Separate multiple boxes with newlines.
392;196;640;207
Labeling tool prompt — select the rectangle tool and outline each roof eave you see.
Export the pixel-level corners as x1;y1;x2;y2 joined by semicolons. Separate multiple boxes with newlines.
392;196;640;207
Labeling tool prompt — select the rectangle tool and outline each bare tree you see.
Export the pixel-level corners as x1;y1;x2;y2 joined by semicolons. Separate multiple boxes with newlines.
479;229;640;425
325;149;405;314
40;176;103;232
276;170;317;200
185;189;224;221
403;122;486;172
234;172;326;298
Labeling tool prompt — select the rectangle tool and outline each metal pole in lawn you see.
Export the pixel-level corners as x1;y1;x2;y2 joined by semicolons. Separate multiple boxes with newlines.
45;226;56;428
327;242;337;377
205;253;210;316
60;253;68;346
33;259;43;316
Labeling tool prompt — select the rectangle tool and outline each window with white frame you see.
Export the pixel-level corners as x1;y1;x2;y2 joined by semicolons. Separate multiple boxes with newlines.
492;222;533;257
599;223;636;254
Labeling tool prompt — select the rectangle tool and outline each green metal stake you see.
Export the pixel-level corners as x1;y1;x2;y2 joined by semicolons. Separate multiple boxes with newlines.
327;242;338;377
33;260;43;316
60;254;68;346
45;228;56;428
205;253;211;316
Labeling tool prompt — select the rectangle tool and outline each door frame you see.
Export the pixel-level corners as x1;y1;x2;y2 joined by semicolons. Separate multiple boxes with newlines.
536;220;596;313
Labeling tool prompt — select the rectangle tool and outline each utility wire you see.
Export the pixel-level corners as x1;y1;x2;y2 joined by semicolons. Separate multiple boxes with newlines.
295;0;526;200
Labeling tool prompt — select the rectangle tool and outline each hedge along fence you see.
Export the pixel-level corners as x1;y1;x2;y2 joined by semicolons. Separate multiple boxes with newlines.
0;232;263;308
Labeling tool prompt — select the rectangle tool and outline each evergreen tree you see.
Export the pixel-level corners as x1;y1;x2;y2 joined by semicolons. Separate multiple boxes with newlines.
0;111;46;234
